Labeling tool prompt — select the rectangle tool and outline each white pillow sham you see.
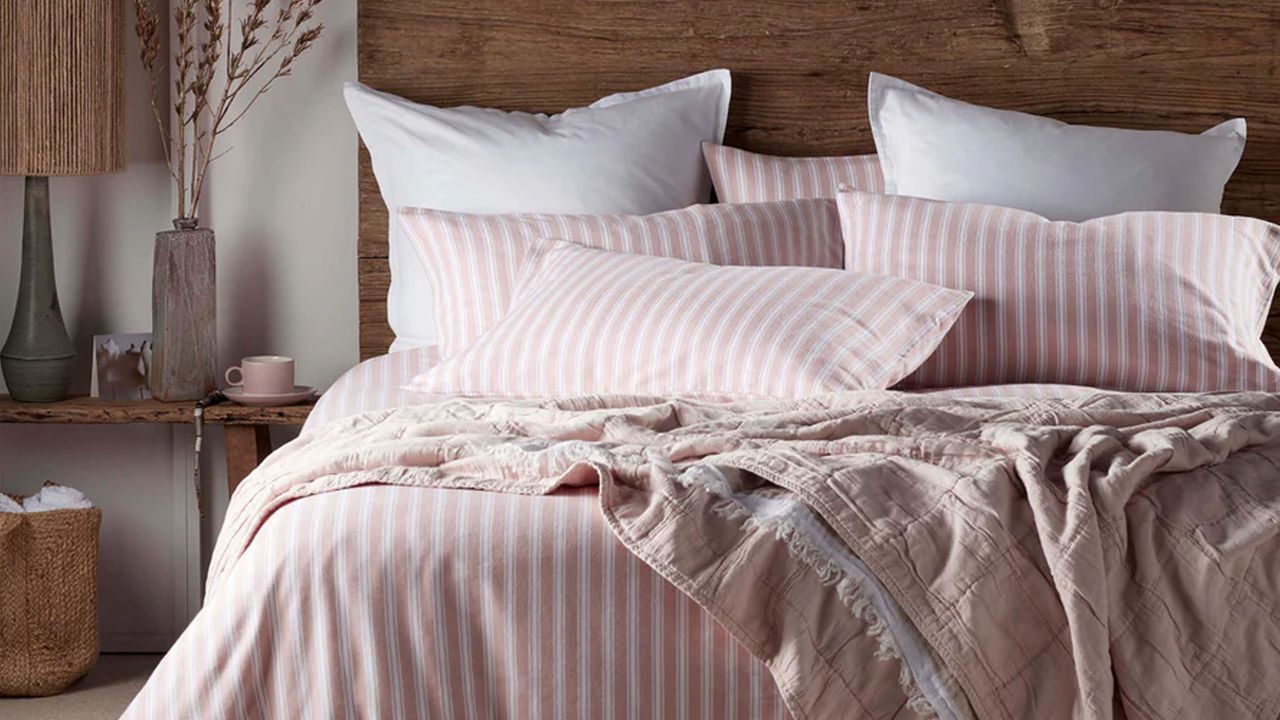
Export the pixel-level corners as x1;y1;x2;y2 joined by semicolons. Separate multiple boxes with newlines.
345;70;733;350
868;72;1246;222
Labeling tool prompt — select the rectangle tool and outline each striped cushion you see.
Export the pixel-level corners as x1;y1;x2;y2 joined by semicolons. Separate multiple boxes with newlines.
399;200;843;359
407;241;972;398
702;143;884;203
837;191;1280;391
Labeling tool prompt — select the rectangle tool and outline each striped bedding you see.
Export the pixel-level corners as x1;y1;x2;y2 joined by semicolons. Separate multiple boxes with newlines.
399;199;845;359
123;485;798;719
125;352;1101;719
131;352;792;719
838;191;1280;391
701;143;884;203
308;347;1101;429
126;369;1280;719
407;241;972;398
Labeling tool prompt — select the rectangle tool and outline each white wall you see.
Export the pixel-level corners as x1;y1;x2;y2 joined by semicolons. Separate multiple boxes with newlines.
197;0;359;573
0;0;358;650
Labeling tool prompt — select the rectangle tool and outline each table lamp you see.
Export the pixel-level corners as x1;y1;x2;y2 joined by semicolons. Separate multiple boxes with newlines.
0;0;124;402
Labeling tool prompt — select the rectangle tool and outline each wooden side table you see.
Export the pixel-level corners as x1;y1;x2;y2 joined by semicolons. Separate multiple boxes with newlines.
0;395;314;495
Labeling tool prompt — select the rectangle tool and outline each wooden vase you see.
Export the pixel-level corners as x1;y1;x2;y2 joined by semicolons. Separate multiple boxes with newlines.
151;219;216;401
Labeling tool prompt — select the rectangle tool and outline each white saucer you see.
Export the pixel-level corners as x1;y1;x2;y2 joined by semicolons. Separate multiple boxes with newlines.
224;386;316;407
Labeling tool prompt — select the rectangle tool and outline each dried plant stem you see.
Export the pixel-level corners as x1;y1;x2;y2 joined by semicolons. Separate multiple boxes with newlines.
145;77;179;186
132;0;325;222
173;1;196;218
133;0;182;188
217;55;288;133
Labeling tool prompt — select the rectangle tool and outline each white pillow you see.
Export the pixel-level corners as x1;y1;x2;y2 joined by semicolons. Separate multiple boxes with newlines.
867;72;1246;222
345;70;733;350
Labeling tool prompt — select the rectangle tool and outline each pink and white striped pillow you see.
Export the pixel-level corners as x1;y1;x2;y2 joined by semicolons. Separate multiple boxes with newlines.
398;200;843;359
702;143;884;203
406;241;972;398
837;191;1280;391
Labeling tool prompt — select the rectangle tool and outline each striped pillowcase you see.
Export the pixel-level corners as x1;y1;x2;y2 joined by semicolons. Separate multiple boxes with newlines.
702;142;884;203
838;191;1280;391
398;200;843;359
407;241;972;399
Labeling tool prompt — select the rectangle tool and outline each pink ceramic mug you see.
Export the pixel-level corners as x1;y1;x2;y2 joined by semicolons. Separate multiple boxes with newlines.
225;355;295;395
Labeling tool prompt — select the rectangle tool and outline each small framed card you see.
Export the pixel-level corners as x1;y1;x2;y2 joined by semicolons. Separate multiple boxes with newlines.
91;333;152;400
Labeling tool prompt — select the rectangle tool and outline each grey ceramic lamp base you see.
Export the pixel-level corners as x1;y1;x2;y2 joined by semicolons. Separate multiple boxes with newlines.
1;176;76;402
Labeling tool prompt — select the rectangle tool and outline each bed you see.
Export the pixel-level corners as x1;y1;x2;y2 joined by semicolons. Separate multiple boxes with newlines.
124;2;1280;719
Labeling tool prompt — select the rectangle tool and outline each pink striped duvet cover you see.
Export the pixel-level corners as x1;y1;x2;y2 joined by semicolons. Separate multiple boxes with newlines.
129;368;1280;720
127;354;1106;719
124;485;796;719
134;353;805;719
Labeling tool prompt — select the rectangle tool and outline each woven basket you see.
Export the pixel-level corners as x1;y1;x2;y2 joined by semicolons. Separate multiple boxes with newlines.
0;492;101;697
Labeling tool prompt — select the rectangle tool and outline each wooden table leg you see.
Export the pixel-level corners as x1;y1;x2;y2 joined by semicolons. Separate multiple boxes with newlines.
224;424;273;497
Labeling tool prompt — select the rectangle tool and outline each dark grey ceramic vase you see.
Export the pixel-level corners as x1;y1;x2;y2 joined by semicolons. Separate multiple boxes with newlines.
150;218;216;401
1;177;76;402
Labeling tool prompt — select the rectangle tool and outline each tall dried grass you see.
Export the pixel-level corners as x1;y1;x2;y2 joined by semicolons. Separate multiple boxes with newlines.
133;0;325;220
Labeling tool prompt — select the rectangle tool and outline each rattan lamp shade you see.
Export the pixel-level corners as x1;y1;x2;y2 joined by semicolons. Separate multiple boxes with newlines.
0;0;124;176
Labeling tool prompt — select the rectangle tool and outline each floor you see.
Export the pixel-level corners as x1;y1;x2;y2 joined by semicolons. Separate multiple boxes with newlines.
0;654;161;720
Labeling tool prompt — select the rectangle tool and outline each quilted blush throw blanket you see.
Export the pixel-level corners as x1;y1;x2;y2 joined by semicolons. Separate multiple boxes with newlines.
208;392;1280;720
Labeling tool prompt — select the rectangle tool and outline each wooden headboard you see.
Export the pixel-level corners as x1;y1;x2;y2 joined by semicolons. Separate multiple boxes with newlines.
357;0;1280;360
